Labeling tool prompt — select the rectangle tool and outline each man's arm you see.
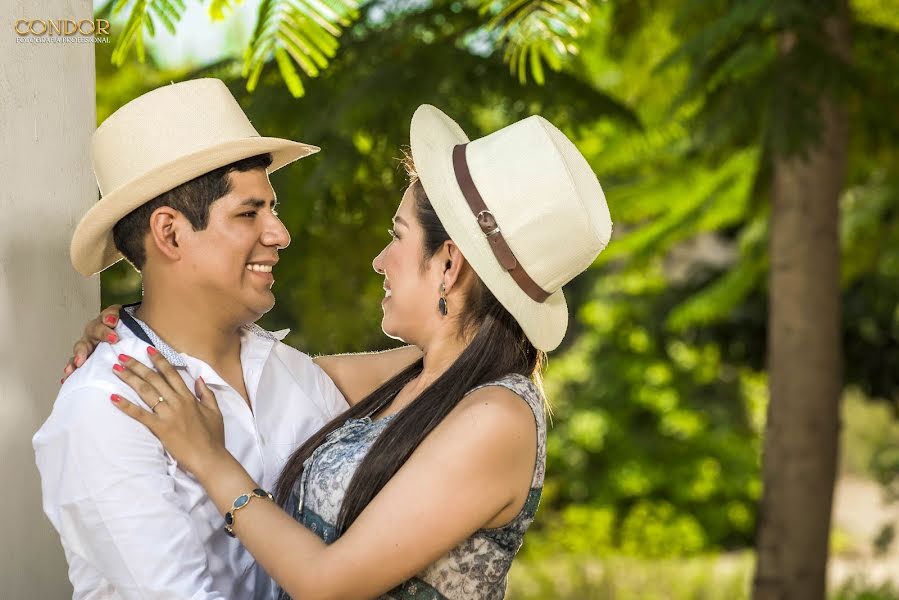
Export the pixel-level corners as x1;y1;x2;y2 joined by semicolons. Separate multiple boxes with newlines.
313;346;422;406
34;384;226;599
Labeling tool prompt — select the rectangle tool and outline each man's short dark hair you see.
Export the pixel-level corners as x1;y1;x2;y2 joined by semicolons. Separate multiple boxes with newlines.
112;153;274;271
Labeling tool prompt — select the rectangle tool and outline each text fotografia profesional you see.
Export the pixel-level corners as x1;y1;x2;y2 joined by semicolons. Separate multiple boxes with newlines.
14;19;110;43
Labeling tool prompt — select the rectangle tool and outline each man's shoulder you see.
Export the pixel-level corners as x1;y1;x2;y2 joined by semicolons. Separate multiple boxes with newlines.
35;343;143;443
268;339;318;372
56;342;124;398
266;341;347;414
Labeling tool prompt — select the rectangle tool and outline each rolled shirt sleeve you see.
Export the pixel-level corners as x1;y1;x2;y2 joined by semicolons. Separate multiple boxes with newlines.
34;383;225;599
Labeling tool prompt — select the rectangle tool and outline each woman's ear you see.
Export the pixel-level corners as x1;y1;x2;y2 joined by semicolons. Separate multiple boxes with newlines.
441;240;467;293
146;206;182;262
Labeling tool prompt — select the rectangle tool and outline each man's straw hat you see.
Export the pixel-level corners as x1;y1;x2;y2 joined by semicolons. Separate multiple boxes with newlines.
71;78;318;275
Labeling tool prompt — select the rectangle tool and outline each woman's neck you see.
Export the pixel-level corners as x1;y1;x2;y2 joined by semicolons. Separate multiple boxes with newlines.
407;332;469;396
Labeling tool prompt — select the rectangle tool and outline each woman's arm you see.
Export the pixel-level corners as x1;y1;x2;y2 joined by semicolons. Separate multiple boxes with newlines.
313;347;422;406
111;350;536;600
61;306;422;402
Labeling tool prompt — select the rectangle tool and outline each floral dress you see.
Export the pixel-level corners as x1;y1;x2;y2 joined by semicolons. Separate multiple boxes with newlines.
278;373;547;600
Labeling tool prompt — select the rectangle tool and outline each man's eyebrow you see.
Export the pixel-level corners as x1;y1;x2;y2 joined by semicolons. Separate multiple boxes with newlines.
239;197;278;209
392;215;409;227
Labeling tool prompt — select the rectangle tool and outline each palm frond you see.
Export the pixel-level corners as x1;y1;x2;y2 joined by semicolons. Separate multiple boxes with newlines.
111;0;187;65
209;0;244;22
244;0;360;97
481;0;591;85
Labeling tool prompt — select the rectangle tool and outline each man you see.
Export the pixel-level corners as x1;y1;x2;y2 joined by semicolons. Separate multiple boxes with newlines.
33;79;349;599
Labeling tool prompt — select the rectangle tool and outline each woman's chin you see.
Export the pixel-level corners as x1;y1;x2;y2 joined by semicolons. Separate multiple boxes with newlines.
380;321;406;343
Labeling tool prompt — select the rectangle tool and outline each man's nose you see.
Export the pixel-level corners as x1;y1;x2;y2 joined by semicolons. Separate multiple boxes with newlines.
262;215;291;249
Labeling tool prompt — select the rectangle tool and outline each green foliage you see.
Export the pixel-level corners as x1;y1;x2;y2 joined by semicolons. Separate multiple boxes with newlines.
478;0;591;84
841;389;899;482
104;0;359;97
208;0;244;22
527;263;765;555
243;0;359;97
103;0;614;97
832;578;899;600
508;552;753;600
110;0;188;65
508;552;899;600
660;0;859;158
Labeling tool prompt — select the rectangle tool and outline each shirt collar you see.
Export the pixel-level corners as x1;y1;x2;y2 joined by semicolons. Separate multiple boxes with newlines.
120;304;289;370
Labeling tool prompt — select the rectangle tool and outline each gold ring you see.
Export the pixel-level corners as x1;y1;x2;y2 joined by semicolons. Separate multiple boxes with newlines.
150;396;165;411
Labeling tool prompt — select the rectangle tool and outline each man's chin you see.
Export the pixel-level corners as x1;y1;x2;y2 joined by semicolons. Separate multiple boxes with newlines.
240;294;276;324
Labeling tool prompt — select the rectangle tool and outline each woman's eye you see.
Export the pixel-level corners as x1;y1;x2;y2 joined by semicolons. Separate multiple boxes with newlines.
388;228;398;240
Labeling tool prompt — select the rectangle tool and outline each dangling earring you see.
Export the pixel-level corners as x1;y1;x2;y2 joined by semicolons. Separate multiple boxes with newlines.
438;283;448;316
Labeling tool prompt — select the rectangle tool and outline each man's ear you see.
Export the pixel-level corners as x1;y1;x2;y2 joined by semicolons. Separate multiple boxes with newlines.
146;206;182;262
441;240;468;294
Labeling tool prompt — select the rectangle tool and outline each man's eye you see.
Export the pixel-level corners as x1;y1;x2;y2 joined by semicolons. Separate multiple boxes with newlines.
241;211;257;218
272;208;279;217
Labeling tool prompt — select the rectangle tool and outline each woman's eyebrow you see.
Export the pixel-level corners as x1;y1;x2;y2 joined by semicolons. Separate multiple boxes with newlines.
392;215;409;227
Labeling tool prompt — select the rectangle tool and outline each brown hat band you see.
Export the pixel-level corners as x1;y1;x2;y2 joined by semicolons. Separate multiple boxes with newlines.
452;144;551;303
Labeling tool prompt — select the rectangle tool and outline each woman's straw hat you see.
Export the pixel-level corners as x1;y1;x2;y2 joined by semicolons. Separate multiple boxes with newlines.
410;105;612;351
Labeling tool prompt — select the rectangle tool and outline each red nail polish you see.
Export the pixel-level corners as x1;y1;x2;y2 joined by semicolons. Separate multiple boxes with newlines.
60;378;65;385
118;354;130;362
147;346;158;356
107;333;118;344
113;363;125;372
105;316;117;326
110;394;120;403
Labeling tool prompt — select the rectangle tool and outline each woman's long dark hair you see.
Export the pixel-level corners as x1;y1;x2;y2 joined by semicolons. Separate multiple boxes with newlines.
274;166;546;536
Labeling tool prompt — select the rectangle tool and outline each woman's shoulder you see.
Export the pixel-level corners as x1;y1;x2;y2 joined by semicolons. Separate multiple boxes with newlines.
469;372;540;396
452;374;544;433
466;373;545;418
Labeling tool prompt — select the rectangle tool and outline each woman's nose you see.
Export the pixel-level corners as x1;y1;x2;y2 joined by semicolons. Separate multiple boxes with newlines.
372;248;386;274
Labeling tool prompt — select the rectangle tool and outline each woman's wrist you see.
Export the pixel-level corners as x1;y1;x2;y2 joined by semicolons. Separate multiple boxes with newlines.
194;450;261;516
192;446;239;486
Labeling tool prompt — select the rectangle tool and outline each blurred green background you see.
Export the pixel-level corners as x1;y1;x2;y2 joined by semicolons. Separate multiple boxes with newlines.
94;0;899;597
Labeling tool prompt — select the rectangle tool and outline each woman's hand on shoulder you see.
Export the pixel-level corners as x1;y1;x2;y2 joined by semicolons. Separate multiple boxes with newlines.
110;347;227;478
61;304;122;382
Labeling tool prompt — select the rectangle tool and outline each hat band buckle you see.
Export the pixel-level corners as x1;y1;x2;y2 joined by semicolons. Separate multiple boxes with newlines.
452;144;551;303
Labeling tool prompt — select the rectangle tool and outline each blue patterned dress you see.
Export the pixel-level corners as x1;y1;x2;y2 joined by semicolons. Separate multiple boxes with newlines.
278;373;547;600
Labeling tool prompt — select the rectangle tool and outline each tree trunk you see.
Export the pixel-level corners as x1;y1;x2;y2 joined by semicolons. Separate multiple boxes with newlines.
753;5;851;600
0;0;98;594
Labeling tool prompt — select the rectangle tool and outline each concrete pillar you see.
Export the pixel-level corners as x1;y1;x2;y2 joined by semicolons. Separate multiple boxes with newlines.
1;0;98;595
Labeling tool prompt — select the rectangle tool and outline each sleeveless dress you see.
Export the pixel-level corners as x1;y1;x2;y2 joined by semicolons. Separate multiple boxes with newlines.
278;373;547;600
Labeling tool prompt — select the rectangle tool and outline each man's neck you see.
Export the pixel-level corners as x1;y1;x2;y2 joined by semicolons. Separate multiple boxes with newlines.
134;294;244;372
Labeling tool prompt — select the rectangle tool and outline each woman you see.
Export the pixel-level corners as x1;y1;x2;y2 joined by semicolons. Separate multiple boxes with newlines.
62;105;612;599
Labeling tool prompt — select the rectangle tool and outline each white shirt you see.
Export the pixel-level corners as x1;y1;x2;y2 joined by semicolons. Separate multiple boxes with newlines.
33;308;348;599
